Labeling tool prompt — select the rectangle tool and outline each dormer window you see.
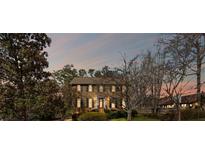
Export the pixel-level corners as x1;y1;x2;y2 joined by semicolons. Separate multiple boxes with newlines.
111;85;116;92
77;85;81;92
88;85;93;92
99;85;103;92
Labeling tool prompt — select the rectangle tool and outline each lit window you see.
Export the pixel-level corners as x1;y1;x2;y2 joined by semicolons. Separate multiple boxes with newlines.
88;98;93;108
99;85;103;92
77;98;81;108
88;85;92;92
181;104;187;108
111;85;116;92
122;99;126;108
122;85;126;93
77;85;81;92
111;103;116;108
99;99;103;108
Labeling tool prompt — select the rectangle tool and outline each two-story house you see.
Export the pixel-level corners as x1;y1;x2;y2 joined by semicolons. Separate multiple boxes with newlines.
70;77;126;112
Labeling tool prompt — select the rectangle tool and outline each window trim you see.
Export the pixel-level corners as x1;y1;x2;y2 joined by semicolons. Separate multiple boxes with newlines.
111;85;116;92
77;98;81;108
77;85;81;92
88;85;93;92
88;98;93;108
99;85;104;92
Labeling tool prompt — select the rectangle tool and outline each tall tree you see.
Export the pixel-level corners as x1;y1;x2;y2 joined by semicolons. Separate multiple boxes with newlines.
78;69;87;77
53;64;78;116
119;54;149;120
0;33;51;120
94;70;102;77
53;64;78;85
88;69;95;77
160;34;205;109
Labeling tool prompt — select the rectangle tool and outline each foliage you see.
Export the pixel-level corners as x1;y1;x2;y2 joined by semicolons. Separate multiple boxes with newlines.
107;110;127;119
78;112;108;121
106;110;137;119
158;112;176;121
181;109;205;120
0;33;67;120
53;64;78;85
72;113;80;121
52;64;78;114
131;109;138;117
78;69;87;77
88;69;95;77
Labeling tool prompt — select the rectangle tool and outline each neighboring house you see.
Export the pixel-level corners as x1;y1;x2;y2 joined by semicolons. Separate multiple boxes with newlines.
159;93;205;109
70;77;126;112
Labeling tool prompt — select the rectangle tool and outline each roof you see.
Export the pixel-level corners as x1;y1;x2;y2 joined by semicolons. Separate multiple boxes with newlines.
70;77;121;85
159;93;205;105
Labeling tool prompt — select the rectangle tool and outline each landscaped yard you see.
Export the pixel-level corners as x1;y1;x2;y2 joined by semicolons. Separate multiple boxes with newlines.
111;115;160;121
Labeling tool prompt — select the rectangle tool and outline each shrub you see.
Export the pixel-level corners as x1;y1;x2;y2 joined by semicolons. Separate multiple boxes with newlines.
72;113;80;121
131;110;138;117
78;112;108;121
181;109;205;120
90;108;99;112
107;110;127;119
158;111;176;121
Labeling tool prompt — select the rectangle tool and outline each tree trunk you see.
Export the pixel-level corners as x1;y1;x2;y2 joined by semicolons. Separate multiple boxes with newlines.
127;109;132;121
178;107;181;121
196;51;202;108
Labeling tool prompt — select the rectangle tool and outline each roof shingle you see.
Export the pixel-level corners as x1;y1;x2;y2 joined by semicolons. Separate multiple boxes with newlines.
70;77;119;85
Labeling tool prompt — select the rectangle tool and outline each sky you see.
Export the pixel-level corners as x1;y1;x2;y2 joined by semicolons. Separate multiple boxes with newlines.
46;33;161;72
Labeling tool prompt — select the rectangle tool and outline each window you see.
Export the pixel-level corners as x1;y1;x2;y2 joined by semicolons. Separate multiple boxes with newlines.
88;85;92;92
167;105;173;108
111;103;116;109
181;104;187;108
77;98;81;108
122;85;126;93
88;98;93;108
99;85;103;92
99;99;103;108
122;99;126;108
77;85;81;92
111;85;116;92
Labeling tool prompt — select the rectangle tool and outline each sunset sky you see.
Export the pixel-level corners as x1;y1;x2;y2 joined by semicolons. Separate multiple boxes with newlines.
45;33;205;94
46;33;161;72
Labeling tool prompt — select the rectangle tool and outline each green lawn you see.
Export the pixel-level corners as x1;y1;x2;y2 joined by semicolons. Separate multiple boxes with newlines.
111;115;160;121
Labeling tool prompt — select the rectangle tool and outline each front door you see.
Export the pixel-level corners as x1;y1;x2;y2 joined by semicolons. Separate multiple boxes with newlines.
99;98;104;108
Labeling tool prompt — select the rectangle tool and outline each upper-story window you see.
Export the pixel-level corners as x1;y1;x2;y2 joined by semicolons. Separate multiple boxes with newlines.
111;85;116;92
88;85;93;92
77;85;81;92
122;85;126;93
99;85;104;92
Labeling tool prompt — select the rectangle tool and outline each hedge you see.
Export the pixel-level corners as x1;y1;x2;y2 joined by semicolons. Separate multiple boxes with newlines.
78;112;108;121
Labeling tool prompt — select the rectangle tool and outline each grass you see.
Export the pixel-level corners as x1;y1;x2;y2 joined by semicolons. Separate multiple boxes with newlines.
111;115;160;121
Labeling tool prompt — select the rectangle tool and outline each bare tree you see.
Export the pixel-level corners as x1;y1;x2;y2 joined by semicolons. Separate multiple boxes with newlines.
141;49;165;114
161;43;192;120
162;62;187;120
119;54;150;120
160;34;205;109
